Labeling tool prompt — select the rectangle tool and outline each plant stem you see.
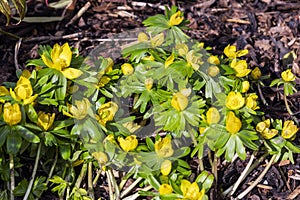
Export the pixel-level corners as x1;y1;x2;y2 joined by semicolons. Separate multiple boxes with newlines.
122;185;152;200
120;177;143;198
46;148;58;185
187;124;198;146
106;170;115;200
284;94;293;116
23;143;42;200
107;169;120;199
0;28;20;40
92;169;101;186
75;163;87;188
9;153;15;200
236;154;276;199
88;162;95;199
212;153;218;184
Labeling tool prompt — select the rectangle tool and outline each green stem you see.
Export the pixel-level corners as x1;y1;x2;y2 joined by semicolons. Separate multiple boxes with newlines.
236;154;276;199
120;177;143;198
46;148;58;185
88;162;94;199
106;170;115;200
23;143;42;200
9;153;15;200
187;124;198;146
0;28;20;40
122;186;152;200
75;163;87;188
92;169;101;187
212;153;218;184
284;94;293;116
107;169;120;199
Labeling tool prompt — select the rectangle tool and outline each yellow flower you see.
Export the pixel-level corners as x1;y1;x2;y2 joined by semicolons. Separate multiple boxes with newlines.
165;54;174;68
63;98;90;120
251;67;262;80
206;107;220;125
260;128;278;140
118;135;138;152
282;120;298;139
245;94;259;110
186;50;200;70
159;184;173;195
241;81;250;93
97;76;111;88
180;180;205;200
3;103;21;126
281;69;296;82
92;151;108;165
122;121;141;133
96;102;118;126
155;137;174;158
226;91;245;110
256;119;270;133
171;92;188;111
0;86;9;103
224;45;248;59
230;59;251;77
41;43;83;79
21;70;31;78
226;111;242;134
161;160;172;176
143;55;155;61
138;32;149;42
121;63;134;75
10;76;38;105
207;66;220;77
199;126;207;134
145;78;153;91
151;33;164;47
37;111;55;131
207;55;220;65
176;43;189;56
169;11;184;26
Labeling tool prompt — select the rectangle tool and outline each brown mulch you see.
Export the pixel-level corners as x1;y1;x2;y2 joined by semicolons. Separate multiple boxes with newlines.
1;0;300;199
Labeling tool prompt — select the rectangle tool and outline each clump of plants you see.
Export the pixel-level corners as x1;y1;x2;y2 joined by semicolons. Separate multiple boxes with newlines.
0;6;299;200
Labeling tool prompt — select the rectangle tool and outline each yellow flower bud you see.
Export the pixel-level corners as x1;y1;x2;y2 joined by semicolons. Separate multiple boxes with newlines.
121;63;134;75
186;50;200;70
118;135;138;152
169;11;184;26
151;33;164;47
155;137;174;158
63;98;90;120
241;81;250;93
207;66;220;77
161;159;172;176
260;128;278;140
224;45;237;59
230;59;251;77
165;54;174;68
245;94;259;110
138;32;149;42
180;180;205;200
3;103;21;126
145;78;153;91
159;184;173;195
37;111;55;131
282;120;298;139
206;107;220;125
96;102;118;126
226;111;242;134
251;67;262;80
10;76;38;105
207;55;220;65
171;92;188;111
226;91;245;110
256;119;270;133
92;152;108;165
97;76;111;88
281;69;296;82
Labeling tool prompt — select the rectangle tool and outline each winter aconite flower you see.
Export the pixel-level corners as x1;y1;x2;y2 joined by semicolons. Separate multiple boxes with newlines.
226;111;242;134
226;91;245;110
63;98;90;120
0;86;9;103
160;159;172;176
256;119;278;140
121;63;134;75
159;184;173;195
151;33;164;47
118;135;138;152
171;92;188;111
206;107;221;125
37;112;55;131
41;43;83;79
138;32;149;42
96;102;118;126
145;78;153;91
92;151;108;165
3;103;21;126
155;137;174;158
165;54;174;68
251;67;262;80
169;11;184;26
207;66;220;77
245;94;259;110
224;45;248;59
10;76;38;105
186;50;200;70
180;180;205;200
241;81;250;93
207;55;220;65
230;59;251;77
281;69;296;82
282;120;298;139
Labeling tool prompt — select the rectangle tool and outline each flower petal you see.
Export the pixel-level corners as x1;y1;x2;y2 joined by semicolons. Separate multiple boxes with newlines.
61;68;83;79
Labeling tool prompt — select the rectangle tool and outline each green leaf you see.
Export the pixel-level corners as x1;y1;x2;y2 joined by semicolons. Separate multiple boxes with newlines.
48;0;72;9
202;174;214;191
285;141;300;153
13;179;28;196
0;0;11;25
225;135;236;161
15;125;40;143
147;174;160;190
26;104;38;123
235;136;246;160
0;126;10;147
59;143;71;160
6;131;22;155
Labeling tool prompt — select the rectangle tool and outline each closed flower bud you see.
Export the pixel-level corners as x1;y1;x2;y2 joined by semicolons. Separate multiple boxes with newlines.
171;92;188;111
118;135;138;152
159;184;173;195
3;103;21;126
10;76;38;105
37;111;55;131
281;69;296;82
96;102;118;126
226;111;242;134
207;55;220;65
282;120;298;139
245;93;259;110
63;98;90;120
226;91;245;110
207;66;220;77
251;67;262;80
92;151;108;165
206;107;220;125
169;11;184;26
121;63;134;75
145;78;153;91
256;119;270;133
165;54;174;68
138;32;148;42
241;81;250;93
155;137;174;158
161;159;172;176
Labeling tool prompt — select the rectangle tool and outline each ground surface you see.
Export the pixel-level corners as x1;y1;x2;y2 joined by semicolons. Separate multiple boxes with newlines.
1;0;300;199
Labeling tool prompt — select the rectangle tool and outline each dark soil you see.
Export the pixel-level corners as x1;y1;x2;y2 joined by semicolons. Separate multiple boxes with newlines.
1;0;300;199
